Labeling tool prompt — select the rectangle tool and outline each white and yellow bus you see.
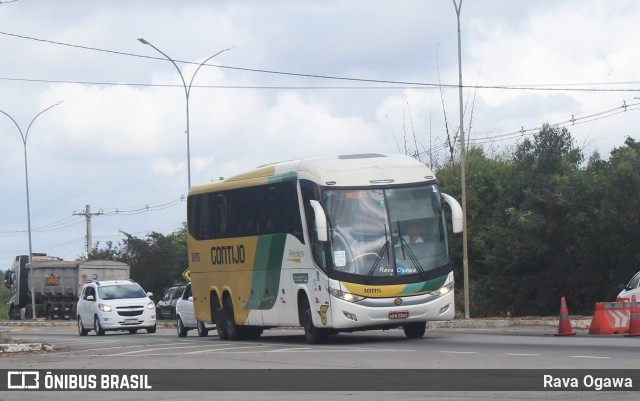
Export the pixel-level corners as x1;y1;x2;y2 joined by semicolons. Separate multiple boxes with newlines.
187;153;463;343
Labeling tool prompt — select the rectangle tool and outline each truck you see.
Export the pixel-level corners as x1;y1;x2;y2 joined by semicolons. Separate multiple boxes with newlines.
4;254;130;320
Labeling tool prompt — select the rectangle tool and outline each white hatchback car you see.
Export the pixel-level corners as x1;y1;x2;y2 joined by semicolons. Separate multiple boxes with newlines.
175;283;215;337
77;279;156;336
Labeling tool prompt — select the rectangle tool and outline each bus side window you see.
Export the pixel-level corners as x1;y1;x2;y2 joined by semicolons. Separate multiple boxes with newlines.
301;180;327;270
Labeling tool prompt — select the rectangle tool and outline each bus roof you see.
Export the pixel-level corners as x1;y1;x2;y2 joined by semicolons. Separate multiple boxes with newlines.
189;153;437;194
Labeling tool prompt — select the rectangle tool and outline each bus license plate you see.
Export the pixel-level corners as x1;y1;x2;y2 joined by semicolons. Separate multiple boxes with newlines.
389;311;409;319
124;319;138;324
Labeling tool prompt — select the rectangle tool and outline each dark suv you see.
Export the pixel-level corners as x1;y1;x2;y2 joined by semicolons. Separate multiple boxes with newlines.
156;285;185;319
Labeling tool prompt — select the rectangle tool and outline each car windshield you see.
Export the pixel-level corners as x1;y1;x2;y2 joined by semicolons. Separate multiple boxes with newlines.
626;272;640;290
98;284;146;300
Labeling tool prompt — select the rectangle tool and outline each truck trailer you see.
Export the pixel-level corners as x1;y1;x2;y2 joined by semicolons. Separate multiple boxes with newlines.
4;254;130;320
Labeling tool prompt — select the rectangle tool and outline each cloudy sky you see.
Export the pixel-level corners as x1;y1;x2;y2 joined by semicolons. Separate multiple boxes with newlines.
1;0;639;263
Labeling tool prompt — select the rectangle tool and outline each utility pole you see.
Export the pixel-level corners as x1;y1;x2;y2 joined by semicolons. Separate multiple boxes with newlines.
453;0;470;318
73;205;103;254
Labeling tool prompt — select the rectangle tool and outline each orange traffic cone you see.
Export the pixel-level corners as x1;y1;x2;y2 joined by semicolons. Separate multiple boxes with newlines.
625;295;640;337
555;296;576;336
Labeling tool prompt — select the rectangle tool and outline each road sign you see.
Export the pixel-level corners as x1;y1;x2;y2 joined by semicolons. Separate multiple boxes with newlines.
182;267;190;282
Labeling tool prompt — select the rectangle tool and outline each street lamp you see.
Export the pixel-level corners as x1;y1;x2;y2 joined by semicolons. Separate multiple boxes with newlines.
137;38;233;189
1;100;64;319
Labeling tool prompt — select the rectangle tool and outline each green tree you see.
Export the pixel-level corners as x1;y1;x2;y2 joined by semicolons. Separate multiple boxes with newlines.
88;226;188;300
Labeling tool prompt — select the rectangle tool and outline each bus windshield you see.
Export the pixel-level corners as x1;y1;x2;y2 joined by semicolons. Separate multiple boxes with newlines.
323;185;449;278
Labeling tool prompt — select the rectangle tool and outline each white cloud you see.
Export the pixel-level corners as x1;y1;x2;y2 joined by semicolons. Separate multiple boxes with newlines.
1;0;639;261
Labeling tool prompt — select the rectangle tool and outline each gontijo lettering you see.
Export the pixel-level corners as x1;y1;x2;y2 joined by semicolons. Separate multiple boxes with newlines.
211;245;246;265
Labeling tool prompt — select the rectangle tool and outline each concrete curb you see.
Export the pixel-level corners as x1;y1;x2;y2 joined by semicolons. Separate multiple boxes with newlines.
0;342;54;353
429;318;592;329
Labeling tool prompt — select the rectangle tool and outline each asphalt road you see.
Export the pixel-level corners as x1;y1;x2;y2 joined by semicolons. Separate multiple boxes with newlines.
1;322;638;400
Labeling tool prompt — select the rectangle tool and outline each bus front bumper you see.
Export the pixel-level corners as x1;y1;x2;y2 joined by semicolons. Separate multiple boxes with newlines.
328;290;454;330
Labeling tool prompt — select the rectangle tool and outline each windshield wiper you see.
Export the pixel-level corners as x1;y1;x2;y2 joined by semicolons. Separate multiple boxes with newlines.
365;239;390;284
398;237;428;281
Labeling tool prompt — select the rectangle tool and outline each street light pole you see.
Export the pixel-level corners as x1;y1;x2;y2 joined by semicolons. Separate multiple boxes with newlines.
453;0;470;319
1;101;64;319
137;38;233;189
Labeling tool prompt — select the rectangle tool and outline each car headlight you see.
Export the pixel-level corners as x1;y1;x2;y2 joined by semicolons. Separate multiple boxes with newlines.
98;303;112;312
435;282;454;297
147;301;156;310
328;287;365;303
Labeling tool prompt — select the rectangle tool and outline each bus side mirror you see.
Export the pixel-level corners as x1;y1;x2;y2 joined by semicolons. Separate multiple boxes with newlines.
441;193;463;234
310;200;328;242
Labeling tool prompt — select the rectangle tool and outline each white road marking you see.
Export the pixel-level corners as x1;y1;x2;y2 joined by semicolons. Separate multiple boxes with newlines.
569;355;611;359
436;351;477;354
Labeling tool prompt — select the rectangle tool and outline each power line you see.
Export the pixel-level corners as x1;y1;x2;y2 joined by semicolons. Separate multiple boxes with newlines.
96;196;185;216
418;100;640;159
1;31;640;93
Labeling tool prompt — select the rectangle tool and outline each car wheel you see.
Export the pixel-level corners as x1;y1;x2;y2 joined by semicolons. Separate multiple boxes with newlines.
94;316;105;336
301;296;326;344
402;322;426;338
177;317;188;337
78;317;88;336
196;320;209;337
146;325;157;334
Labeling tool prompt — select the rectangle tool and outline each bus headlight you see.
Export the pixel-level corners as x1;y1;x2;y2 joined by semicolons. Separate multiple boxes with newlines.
436;282;454;297
328;287;365;303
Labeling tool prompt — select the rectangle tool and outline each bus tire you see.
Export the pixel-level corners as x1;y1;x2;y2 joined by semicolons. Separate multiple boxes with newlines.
213;296;228;340
245;327;263;340
300;296;326;344
403;322;426;338
223;295;242;341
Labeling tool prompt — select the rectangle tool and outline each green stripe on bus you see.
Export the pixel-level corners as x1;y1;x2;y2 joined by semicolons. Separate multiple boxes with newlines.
245;233;287;310
267;171;298;184
400;275;447;294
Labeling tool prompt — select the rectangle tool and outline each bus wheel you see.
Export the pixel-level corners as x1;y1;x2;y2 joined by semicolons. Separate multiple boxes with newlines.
245;327;263;340
213;296;228;340
223;296;242;341
403;322;426;338
301;297;326;344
